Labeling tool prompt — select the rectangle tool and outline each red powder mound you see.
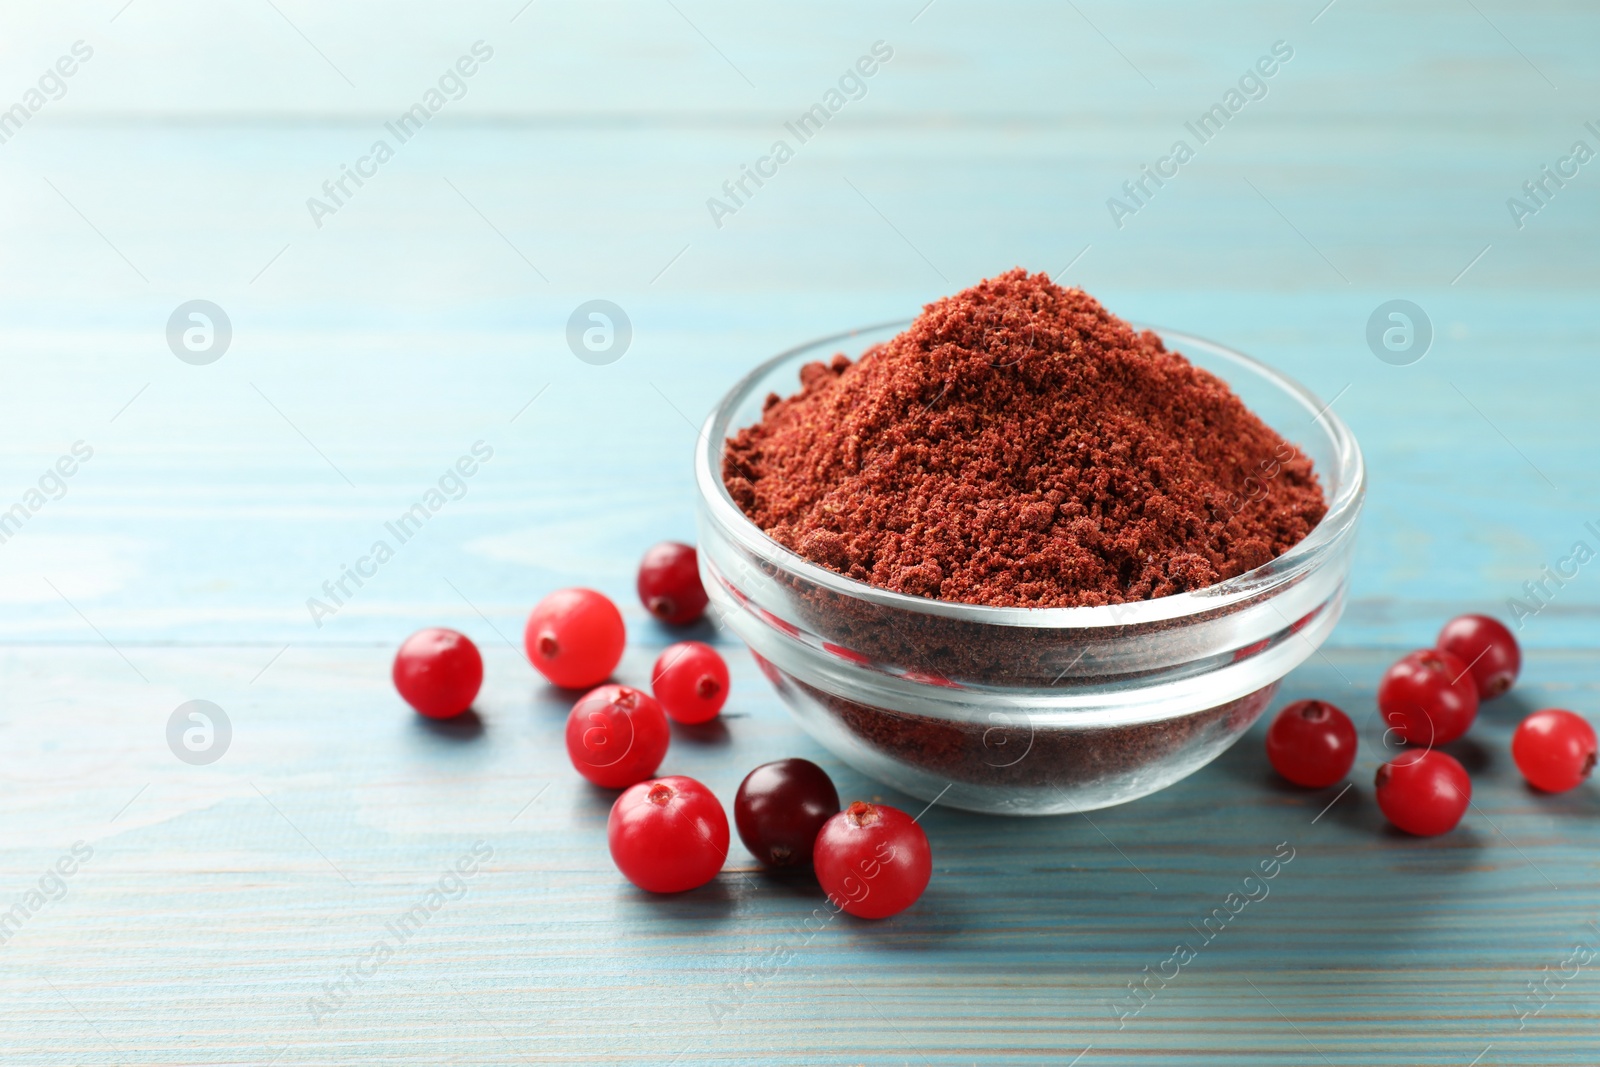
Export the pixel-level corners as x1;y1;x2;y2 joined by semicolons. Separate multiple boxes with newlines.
723;269;1327;608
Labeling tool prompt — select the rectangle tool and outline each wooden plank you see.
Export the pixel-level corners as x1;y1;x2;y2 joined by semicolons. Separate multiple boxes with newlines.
1;644;1596;1064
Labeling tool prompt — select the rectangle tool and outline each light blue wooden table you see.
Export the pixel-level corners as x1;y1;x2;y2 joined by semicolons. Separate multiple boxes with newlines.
1;1;1597;1063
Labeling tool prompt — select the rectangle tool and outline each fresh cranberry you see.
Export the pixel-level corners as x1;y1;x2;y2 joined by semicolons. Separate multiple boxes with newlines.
608;776;729;893
1374;750;1470;836
637;542;708;626
649;641;729;724
734;759;840;868
525;588;625;689
1265;699;1357;788
392;628;483;719
564;684;669;789
1435;614;1520;700
1512;709;1598;793
1376;648;1479;746
813;801;931;919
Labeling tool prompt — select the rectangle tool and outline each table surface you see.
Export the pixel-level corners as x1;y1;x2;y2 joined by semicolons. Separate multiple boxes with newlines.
1;1;1598;1064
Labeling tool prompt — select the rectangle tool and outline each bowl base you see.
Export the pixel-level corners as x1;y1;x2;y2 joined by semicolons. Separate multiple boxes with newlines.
758;656;1278;816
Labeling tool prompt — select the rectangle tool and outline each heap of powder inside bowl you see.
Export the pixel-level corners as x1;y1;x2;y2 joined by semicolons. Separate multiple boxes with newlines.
724;269;1327;609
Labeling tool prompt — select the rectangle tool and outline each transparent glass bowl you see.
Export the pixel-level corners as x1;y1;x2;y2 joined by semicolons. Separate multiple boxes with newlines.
694;322;1365;815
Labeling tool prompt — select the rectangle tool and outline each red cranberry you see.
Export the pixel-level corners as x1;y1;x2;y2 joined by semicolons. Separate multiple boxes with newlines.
637;542;708;626
563;684;669;789
1435;614;1520;700
525;588;625;689
392;628;483;719
1264;699;1357;788
734;759;840;868
1376;648;1479;746
650;642;730;724
1512;709;1598;793
608;776;728;893
813;801;931;919
1374;750;1470;836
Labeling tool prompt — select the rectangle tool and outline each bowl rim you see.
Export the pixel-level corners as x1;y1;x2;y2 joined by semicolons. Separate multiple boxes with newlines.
695;318;1366;630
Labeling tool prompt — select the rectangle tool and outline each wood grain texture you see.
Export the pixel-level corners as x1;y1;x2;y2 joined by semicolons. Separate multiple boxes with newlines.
3;645;1599;1065
0;0;1597;1062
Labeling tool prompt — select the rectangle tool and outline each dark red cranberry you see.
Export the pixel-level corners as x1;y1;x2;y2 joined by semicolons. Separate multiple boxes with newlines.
734;758;840;868
1265;699;1357;787
1376;648;1479;746
1375;750;1470;836
1435;614;1520;700
637;542;708;625
392;628;482;719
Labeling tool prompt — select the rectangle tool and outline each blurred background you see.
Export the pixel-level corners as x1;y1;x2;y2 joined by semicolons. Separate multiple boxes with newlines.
0;0;1594;649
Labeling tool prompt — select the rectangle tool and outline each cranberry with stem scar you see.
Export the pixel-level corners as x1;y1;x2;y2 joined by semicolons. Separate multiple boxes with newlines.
637;542;708;626
1265;699;1357;788
1435;614;1520;700
813;801;931;919
734;759;840;868
608;775;729;893
1376;648;1479;746
1375;749;1470;836
392;628;483;719
564;684;670;789
525;588;625;689
651;642;730;725
1512;709;1598;793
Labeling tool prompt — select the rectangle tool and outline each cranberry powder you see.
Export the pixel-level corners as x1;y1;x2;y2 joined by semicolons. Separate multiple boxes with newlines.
725;270;1326;608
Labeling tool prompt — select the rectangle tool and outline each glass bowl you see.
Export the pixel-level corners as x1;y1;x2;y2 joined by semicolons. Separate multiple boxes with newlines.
693;321;1365;815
